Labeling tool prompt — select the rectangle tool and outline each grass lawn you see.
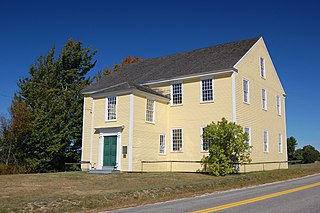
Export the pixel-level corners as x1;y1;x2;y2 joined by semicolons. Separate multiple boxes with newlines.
0;163;319;213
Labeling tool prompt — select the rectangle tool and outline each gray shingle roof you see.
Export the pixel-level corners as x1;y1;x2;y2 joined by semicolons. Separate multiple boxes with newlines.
83;36;260;94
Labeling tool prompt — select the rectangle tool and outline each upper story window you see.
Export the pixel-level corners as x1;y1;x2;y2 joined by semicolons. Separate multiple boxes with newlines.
159;134;166;154
146;99;155;123
106;96;117;121
276;95;281;116
260;57;266;78
263;130;269;152
243;79;250;103
278;133;283;153
262;89;267;110
201;79;213;102
200;127;209;152
244;127;251;147
172;83;182;105
171;128;183;152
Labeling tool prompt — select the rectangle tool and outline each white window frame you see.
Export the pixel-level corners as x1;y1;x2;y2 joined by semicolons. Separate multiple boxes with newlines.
278;133;283;153
105;96;117;121
244;126;251;148
263;130;269;153
171;128;183;152
260;57;266;79
276;95;281;116
243;79;250;104
145;99;155;123
171;82;183;106
200;127;209;152
159;134;166;155
200;78;214;103
262;88;267;110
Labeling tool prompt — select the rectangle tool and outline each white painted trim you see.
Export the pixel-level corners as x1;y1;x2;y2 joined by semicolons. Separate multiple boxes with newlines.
262;88;268;110
200;126;209;153
89;98;95;167
143;69;235;86
171;81;183;106
97;132;122;170
232;72;237;123
243;78;250;104
159;134;166;155
170;128;183;152
105;96;118;122
82;82;129;95
128;94;134;171
200;78;214;103
278;133;283;154
145;98;156;124
233;37;262;68
81;97;86;164
263;130;269;153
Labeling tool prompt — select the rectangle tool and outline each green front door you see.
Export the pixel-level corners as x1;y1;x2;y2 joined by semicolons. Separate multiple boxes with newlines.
103;136;117;166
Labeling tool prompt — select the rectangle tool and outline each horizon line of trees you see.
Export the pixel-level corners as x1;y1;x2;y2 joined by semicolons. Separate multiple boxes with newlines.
287;136;319;163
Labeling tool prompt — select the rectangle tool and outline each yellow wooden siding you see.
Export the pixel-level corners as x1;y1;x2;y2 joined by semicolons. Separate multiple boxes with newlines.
235;38;287;170
132;94;169;171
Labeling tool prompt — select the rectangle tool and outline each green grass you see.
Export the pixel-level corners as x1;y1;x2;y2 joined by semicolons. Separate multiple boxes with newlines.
0;163;319;213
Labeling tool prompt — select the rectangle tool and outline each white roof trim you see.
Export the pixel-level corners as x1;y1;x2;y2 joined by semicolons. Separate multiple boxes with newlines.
233;37;262;68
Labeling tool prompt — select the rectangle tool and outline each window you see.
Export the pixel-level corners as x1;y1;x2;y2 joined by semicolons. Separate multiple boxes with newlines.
243;79;250;103
106;96;117;121
146;99;155;123
278;133;283;153
172;83;182;105
262;89;267;110
244;127;251;147
276;95;281;115
159;134;166;154
171;128;183;152
263;130;269;152
260;57;266;78
201;79;213;102
200;127;209;152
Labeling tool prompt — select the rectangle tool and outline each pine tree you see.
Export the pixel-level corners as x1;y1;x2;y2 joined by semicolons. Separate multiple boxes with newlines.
17;39;96;172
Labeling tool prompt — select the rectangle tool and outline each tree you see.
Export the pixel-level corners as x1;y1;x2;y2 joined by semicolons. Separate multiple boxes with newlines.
301;145;319;163
93;56;141;81
287;136;297;161
201;118;251;176
16;39;96;172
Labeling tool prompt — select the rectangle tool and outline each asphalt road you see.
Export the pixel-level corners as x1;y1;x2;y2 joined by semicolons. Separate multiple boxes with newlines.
107;173;320;213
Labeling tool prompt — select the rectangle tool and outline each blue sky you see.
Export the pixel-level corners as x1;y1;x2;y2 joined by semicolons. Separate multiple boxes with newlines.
0;0;319;149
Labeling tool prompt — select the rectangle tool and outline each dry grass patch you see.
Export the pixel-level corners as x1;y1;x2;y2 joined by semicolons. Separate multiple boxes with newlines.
0;163;319;212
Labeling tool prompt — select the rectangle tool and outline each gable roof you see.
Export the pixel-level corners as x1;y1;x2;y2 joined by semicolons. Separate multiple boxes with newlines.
83;36;261;94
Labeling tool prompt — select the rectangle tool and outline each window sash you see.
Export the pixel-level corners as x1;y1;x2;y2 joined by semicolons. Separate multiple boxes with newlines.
260;57;265;78
244;127;251;146
263;131;269;152
277;96;281;115
172;83;182;105
172;128;182;151
159;134;166;154
243;79;249;103
201;79;213;102
278;133;283;153
262;89;267;110
107;97;117;120
201;127;209;152
146;99;155;122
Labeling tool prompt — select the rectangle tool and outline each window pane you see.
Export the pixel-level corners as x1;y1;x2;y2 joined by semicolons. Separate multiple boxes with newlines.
201;79;213;102
172;83;182;105
201;127;209;152
146;99;155;122
107;97;117;120
160;134;166;154
172;129;182;151
260;57;265;78
243;80;249;103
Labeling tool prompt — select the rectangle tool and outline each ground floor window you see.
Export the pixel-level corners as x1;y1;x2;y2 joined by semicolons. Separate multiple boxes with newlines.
201;127;209;152
159;134;166;154
171;128;183;152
